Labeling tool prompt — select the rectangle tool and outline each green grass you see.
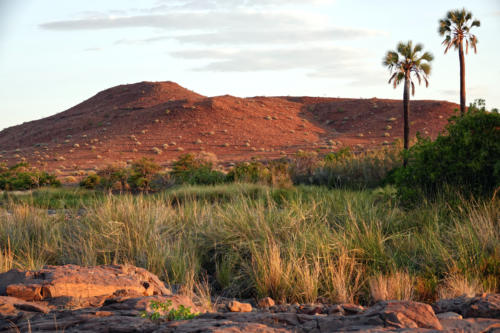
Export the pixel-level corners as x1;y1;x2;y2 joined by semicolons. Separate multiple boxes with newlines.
0;184;498;304
0;187;104;209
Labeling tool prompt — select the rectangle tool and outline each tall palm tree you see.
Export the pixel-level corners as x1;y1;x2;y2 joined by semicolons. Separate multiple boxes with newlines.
439;8;480;116
383;41;433;167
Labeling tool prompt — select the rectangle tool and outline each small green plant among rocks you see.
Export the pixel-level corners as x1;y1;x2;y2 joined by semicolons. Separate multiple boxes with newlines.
140;300;198;321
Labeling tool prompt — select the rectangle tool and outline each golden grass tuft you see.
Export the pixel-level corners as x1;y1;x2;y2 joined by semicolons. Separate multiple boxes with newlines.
369;271;414;302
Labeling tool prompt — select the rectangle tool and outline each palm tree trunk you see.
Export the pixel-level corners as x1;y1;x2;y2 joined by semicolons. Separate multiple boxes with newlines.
403;76;410;167
459;42;466;116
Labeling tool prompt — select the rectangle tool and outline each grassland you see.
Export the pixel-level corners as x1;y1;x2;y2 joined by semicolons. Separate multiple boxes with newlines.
1;184;498;305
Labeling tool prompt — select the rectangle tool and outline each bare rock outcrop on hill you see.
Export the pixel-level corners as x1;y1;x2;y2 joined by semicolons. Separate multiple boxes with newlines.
0;265;499;332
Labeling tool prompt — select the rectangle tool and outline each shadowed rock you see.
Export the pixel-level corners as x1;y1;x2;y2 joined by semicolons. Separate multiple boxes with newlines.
433;294;500;319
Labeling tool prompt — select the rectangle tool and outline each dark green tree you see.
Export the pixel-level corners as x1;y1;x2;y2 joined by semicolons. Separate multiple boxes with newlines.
439;8;480;116
383;41;433;166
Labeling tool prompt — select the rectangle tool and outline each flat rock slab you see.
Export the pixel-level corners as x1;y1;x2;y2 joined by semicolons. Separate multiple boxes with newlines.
0;264;171;308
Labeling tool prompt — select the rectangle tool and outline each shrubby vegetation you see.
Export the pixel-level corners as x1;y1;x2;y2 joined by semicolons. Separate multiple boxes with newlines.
140;300;198;321
0;163;60;191
392;102;500;201
78;148;402;194
171;154;225;186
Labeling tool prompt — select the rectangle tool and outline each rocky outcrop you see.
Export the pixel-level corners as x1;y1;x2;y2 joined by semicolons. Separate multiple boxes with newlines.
0;264;170;308
1;265;499;332
433;293;500;319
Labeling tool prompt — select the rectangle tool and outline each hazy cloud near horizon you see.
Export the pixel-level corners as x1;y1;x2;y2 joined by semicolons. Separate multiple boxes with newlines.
40;11;327;31
39;0;384;84
150;0;336;11
170;46;384;87
115;28;384;46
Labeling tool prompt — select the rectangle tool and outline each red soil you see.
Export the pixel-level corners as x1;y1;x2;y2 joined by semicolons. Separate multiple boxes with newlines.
0;81;458;174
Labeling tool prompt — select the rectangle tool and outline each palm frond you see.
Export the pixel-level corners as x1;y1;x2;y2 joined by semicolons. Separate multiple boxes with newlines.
419;63;431;76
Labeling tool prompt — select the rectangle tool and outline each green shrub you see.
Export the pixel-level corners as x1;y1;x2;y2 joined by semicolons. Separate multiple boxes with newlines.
226;161;270;183
140;300;198;321
0;163;60;191
127;158;162;193
227;159;292;187
324;147;352;162
79;174;101;190
97;164;129;192
171;154;226;185
393;104;500;201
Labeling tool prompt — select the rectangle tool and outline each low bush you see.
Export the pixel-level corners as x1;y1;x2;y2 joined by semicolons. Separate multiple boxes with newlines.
80;173;101;190
97;164;129;192
0;163;60;191
226;161;270;184
140;300;198;321
227;160;292;187
171;154;226;186
127;158;162;193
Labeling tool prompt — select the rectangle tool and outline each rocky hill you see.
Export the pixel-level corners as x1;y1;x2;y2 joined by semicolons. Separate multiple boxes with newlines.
0;81;458;172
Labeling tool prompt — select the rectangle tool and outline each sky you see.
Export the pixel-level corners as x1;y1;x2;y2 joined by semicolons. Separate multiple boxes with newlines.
0;0;499;130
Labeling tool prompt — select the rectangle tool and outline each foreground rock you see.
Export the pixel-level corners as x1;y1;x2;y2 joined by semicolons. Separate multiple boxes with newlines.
0;265;499;332
0;264;171;308
433;293;500;319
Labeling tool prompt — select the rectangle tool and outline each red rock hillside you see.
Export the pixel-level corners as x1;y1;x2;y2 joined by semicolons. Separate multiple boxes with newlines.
0;81;458;172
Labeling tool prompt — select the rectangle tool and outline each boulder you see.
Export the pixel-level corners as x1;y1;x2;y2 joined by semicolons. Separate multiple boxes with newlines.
361;300;442;330
258;297;275;308
228;300;253;313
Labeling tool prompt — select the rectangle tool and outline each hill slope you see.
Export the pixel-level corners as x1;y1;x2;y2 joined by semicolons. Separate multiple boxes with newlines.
0;81;458;172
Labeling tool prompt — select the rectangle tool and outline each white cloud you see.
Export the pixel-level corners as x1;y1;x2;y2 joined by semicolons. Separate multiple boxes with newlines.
151;0;336;11
83;47;102;52
38;0;384;85
170;46;381;85
115;28;384;46
40;11;325;31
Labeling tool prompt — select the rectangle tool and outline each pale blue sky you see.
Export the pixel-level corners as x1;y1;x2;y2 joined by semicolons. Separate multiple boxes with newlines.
1;0;499;130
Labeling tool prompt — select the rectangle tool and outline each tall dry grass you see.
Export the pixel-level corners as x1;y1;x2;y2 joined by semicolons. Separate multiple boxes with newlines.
369;271;414;302
0;184;498;304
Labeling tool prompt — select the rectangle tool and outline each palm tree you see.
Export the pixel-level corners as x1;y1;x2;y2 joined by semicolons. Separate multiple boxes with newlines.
383;41;433;167
439;8;480;116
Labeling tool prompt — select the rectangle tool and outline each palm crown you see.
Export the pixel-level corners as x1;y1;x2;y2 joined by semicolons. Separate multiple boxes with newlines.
439;8;480;54
383;41;433;96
